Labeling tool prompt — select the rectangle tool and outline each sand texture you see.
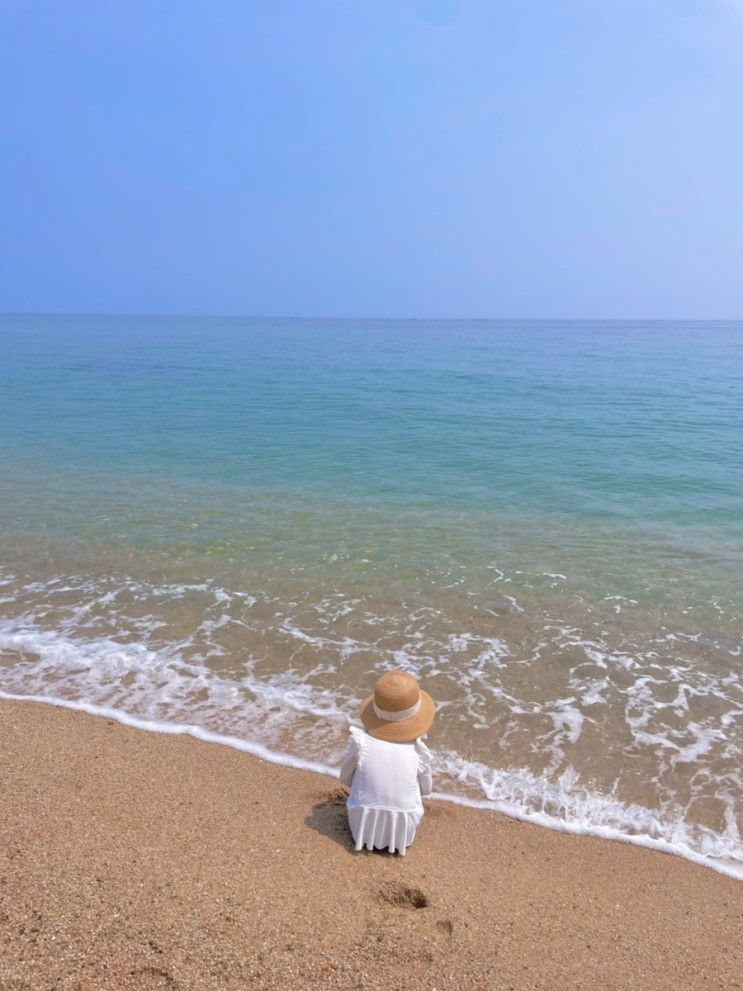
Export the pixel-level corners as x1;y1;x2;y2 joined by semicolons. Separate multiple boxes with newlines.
1;699;741;990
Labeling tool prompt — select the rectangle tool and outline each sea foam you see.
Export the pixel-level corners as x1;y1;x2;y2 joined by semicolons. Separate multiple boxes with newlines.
0;607;740;881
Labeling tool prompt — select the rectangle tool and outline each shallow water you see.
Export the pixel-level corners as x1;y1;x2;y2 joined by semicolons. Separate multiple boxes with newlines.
0;315;741;876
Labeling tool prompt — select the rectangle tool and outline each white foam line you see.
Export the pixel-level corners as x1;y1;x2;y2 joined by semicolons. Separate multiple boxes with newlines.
430;790;742;882
0;690;337;779
1;690;740;883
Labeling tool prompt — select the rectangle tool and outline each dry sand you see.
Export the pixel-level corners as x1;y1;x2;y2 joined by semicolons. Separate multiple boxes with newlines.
1;699;740;990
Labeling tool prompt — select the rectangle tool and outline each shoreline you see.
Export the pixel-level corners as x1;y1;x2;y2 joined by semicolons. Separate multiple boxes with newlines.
1;689;740;882
2;698;741;990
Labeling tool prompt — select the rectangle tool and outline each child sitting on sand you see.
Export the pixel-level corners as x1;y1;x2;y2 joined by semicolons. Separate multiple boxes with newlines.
339;670;435;855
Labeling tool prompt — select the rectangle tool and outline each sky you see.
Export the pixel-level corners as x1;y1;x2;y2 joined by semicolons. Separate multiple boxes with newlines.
1;0;743;319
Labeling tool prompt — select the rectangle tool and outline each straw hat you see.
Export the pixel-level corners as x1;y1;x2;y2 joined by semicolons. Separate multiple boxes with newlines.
360;670;435;743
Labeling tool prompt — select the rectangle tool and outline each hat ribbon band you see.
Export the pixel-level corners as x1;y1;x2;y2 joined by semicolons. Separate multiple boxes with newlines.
373;697;421;722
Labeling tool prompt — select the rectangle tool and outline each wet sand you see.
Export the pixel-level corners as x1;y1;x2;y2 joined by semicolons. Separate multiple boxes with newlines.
1;699;740;990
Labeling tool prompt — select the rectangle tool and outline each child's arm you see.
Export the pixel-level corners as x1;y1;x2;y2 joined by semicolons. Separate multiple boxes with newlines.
339;737;358;787
414;738;433;796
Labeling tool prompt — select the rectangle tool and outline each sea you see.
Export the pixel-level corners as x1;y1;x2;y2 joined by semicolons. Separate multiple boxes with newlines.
0;314;741;878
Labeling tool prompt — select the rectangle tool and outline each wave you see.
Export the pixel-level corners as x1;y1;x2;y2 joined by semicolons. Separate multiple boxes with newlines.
0;570;740;883
0;610;740;882
0;688;740;881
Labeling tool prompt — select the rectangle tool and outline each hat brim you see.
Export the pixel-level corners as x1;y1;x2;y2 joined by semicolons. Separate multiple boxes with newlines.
360;690;435;743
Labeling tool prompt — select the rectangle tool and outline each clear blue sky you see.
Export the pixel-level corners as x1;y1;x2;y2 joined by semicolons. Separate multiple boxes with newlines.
2;1;742;318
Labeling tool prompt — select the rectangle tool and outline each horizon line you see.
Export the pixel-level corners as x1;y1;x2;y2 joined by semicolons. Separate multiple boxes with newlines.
2;310;743;324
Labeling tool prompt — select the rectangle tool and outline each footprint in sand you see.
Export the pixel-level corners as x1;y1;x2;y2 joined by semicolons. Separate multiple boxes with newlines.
129;965;178;989
378;884;429;909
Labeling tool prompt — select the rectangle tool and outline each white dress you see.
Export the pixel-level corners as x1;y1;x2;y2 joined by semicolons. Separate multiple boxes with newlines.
339;726;433;855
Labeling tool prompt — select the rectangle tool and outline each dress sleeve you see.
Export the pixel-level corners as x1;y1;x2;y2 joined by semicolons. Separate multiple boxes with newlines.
339;726;366;786
414;737;433;797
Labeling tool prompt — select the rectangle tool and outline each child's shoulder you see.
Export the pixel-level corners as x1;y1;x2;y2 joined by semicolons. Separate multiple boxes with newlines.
348;724;366;738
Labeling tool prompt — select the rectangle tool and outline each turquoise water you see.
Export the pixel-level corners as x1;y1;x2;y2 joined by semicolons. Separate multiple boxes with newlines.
2;315;742;526
0;314;741;875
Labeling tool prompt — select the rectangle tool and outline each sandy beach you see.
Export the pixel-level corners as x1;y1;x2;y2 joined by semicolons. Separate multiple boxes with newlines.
0;699;740;990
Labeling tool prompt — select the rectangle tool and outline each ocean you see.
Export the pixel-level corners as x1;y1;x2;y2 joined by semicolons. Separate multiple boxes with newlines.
0;314;741;877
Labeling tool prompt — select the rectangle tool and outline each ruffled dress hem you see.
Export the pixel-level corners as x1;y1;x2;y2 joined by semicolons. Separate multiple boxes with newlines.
347;805;418;855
